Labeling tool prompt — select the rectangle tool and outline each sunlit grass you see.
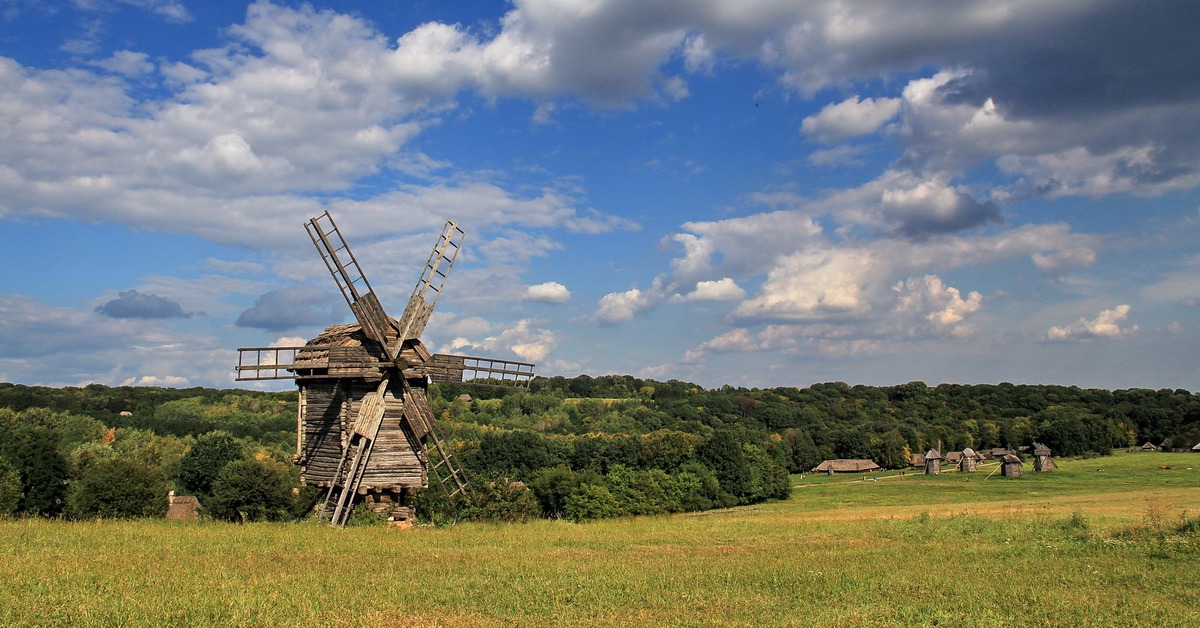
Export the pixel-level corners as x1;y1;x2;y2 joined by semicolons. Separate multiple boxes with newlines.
1;452;1197;626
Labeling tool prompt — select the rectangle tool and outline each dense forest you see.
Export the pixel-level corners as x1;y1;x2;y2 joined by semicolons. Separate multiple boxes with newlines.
1;377;1198;523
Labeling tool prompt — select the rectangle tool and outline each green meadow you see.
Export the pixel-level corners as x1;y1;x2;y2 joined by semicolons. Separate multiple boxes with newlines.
1;452;1197;627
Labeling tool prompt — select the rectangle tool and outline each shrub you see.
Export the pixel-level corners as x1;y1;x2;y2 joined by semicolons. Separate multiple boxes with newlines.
177;431;243;500
66;457;168;519
206;458;296;523
564;484;621;522
459;479;540;523
529;465;580;518
0;458;20;516
1;423;69;516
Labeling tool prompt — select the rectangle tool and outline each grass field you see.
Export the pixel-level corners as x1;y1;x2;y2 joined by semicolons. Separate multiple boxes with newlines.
1;452;1198;626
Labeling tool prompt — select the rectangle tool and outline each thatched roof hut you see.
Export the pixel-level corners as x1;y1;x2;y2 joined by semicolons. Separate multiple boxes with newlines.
166;491;200;520
812;459;882;474
924;449;943;475
1032;442;1056;472
999;454;1023;478
910;453;926;468
1140;441;1160;452
957;447;982;472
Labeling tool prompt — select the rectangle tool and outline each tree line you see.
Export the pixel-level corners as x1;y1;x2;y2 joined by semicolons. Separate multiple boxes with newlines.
2;377;1197;523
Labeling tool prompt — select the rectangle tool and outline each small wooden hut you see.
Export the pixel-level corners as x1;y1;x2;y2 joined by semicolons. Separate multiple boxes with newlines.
812;459;882;474
957;447;981;472
166;491;200;520
1192;442;1200;453
1140;441;1160;452
910;453;926;468
999;454;1022;477
923;449;943;475
1032;442;1056;472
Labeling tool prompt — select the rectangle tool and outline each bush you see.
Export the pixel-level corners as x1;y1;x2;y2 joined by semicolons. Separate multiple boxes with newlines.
529;465;580;518
66;458;167;519
177;431;243;500
564;484;621;522
0;458;21;517
206;459;296;523
459;479;540;523
1;423;69;516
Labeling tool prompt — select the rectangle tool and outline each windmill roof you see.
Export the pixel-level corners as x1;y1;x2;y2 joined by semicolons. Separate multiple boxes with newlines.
1001;454;1022;464
924;449;943;460
291;322;391;372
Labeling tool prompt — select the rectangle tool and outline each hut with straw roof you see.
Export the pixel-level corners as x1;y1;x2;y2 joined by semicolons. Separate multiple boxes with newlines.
923;449;943;475
1032;442;1056;472
812;459;882;474
957;447;982;472
999;454;1023;477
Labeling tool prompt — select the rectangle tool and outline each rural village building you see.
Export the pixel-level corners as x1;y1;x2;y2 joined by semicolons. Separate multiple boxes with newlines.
812;459;882;474
166;491;200;520
957;447;982;472
999;454;1023;478
923;449;943;475
1032;442;1056;472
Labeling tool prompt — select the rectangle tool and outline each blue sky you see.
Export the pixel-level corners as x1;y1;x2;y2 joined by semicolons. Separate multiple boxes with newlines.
1;0;1198;391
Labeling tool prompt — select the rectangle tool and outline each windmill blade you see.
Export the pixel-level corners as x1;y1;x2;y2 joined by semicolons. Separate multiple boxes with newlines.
399;377;470;499
305;211;393;353
426;353;536;388
390;220;466;358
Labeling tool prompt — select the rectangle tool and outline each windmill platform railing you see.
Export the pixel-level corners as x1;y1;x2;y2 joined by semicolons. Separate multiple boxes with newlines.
236;348;536;388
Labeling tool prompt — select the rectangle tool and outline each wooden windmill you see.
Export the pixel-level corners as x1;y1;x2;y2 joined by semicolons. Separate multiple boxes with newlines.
235;211;535;526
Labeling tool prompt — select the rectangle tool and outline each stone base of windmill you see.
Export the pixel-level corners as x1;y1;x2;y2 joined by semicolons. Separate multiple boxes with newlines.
387;507;416;529
358;491;418;528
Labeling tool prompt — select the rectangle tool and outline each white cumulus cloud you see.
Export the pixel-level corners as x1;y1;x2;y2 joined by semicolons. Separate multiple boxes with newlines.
801;96;901;144
1046;304;1137;342
524;281;571;304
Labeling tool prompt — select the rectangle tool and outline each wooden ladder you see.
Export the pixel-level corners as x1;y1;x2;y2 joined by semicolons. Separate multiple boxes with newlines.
399;378;470;500
321;378;390;527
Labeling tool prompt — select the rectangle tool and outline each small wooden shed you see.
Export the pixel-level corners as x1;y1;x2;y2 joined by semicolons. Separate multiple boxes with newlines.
166;491;200;520
910;453;926;468
957;447;981;473
999;454;1023;478
1140;441;1160;452
1032;442;1056;472
923;449;943;475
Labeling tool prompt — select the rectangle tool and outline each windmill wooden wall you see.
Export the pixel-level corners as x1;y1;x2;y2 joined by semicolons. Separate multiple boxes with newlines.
999;454;1023;477
296;378;427;493
957;447;980;472
1032;442;1056;472
923;449;942;475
